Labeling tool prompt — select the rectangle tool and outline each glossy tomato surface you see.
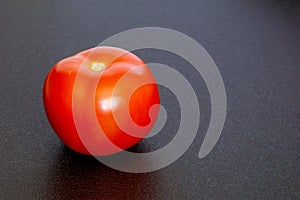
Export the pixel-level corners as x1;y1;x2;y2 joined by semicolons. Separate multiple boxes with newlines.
43;46;160;155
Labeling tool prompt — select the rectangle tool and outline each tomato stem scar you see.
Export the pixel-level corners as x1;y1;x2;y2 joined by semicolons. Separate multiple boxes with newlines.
90;62;106;72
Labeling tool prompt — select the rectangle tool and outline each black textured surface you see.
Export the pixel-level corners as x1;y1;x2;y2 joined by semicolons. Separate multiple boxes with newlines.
1;0;300;199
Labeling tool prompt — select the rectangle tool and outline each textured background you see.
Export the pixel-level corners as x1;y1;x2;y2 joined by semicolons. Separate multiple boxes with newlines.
0;0;299;199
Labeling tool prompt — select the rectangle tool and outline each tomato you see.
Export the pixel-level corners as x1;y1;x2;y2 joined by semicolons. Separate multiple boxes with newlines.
43;46;160;156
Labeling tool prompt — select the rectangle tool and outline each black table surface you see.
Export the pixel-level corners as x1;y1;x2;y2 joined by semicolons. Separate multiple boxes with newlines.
1;0;299;199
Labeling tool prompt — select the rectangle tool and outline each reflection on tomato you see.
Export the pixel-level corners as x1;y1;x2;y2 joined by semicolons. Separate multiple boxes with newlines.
43;46;160;155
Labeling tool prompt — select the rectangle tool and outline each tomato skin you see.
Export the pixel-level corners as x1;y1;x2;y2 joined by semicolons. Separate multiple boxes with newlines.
43;46;160;155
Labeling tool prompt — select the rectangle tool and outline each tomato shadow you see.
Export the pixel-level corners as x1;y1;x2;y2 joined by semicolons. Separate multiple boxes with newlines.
46;144;157;199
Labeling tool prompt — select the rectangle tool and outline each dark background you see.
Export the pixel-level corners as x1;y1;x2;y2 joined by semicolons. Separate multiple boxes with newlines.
1;0;299;199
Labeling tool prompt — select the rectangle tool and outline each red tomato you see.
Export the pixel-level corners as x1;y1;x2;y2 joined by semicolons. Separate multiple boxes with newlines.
43;46;160;155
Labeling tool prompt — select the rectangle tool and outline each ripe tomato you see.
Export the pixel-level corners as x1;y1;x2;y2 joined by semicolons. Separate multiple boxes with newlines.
43;46;160;156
